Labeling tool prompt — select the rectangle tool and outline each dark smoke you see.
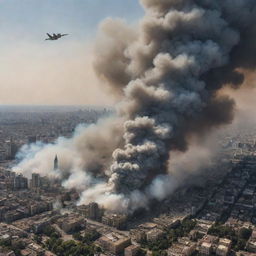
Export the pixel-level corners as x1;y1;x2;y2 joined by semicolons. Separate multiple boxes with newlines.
93;0;256;195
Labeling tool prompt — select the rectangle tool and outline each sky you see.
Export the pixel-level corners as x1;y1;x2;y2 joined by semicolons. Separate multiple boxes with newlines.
0;0;144;106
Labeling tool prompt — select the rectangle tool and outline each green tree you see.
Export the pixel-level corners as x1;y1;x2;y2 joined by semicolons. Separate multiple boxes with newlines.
239;228;252;240
73;232;83;241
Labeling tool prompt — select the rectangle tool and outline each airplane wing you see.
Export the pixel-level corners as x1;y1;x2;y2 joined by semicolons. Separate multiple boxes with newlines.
53;33;57;37
46;33;53;39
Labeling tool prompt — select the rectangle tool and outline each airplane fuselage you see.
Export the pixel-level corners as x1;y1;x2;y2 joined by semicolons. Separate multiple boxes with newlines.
45;33;68;41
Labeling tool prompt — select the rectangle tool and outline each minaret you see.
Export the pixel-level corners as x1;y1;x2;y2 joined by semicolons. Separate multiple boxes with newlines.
54;155;58;170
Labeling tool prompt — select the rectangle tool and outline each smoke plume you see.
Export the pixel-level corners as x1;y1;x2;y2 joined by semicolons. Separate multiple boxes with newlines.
14;0;256;212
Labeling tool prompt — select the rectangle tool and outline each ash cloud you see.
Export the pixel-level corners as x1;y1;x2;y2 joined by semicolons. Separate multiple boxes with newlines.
13;0;256;212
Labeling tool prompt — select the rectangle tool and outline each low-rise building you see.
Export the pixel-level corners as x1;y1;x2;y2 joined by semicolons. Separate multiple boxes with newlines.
236;251;256;256
131;230;146;243
97;233;131;255
146;228;165;242
124;245;140;256
27;243;45;256
153;216;180;230
168;238;196;256
102;213;127;230
0;246;15;256
58;216;85;234
219;238;232;250
246;238;256;252
216;244;229;256
78;202;103;221
246;229;256;253
199;242;212;255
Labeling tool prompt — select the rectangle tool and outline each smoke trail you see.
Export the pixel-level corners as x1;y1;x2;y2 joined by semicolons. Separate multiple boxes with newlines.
14;0;256;212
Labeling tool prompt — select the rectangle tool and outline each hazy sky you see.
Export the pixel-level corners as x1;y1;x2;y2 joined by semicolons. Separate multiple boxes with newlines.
0;0;144;105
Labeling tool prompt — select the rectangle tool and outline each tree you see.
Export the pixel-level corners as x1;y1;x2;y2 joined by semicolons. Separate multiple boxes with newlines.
42;225;61;239
82;229;100;244
72;232;83;241
34;235;42;244
239;228;252;240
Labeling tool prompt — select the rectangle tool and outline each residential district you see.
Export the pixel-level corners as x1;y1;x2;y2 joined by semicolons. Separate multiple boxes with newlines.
0;106;255;256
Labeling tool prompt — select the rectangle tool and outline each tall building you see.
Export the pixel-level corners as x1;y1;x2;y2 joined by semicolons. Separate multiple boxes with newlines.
6;138;18;160
88;202;100;220
28;136;37;144
14;174;28;190
54;155;58;170
31;173;41;188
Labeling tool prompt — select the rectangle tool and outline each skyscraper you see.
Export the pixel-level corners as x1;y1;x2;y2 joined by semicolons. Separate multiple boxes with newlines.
31;173;40;188
54;155;58;170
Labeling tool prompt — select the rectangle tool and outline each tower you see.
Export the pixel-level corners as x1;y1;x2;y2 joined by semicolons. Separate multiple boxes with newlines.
54;155;58;170
31;173;40;188
6;137;18;160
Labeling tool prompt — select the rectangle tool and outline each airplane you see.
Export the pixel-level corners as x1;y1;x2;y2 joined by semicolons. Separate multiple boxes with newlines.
45;33;69;41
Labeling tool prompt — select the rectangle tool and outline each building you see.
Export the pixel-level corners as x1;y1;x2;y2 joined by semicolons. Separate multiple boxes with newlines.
0;246;15;256
246;230;256;253
193;220;213;236
153;216;180;230
33;219;51;234
216;244;229;256
199;242;212;255
133;230;146;243
246;238;256;252
102;213;127;230
88;202;101;221
201;235;219;244
236;251;256;256
40;176;51;189
54;155;58;170
29;201;52;216
168;238;196;256
219;238;232;250
31;173;40;188
146;228;165;242
97;233;131;255
13;174;28;190
58;216;85;233
6;138;18;160
27;136;37;144
78;202;103;221
26;243;45;256
124;245;140;256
